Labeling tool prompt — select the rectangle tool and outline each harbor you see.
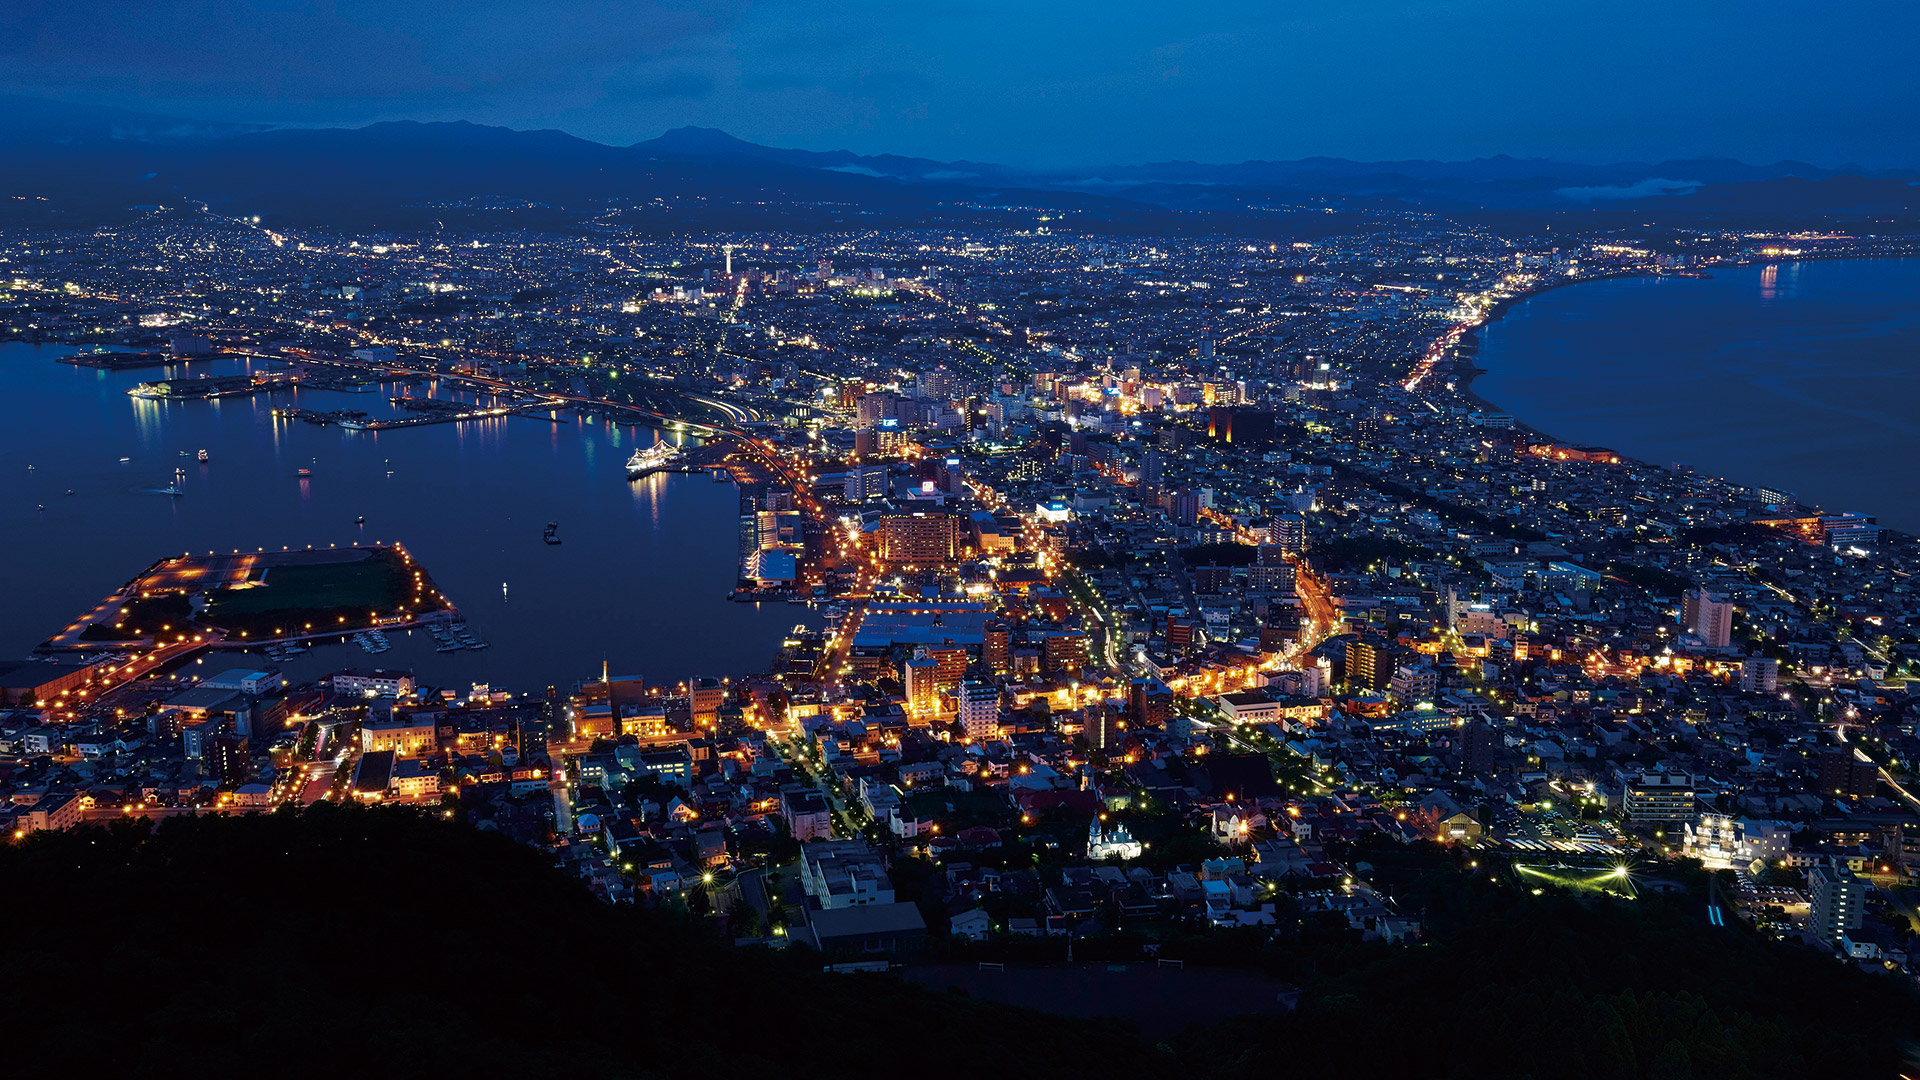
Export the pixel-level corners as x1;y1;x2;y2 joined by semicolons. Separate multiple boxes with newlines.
129;372;294;399
275;396;570;430
5;341;798;689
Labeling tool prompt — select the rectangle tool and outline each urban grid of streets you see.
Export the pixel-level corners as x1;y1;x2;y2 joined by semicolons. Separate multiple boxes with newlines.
8;205;1920;957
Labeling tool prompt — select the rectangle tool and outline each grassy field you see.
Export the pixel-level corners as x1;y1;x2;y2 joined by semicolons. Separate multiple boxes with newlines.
201;549;428;630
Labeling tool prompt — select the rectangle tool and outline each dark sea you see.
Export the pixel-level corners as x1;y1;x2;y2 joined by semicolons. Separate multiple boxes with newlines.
0;343;802;691
1473;258;1920;534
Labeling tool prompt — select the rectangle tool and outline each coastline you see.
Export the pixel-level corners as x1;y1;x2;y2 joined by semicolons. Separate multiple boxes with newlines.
1443;253;1920;539
1453;253;1916;451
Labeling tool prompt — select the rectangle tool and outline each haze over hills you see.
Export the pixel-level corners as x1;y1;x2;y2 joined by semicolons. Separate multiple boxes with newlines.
1;95;1914;229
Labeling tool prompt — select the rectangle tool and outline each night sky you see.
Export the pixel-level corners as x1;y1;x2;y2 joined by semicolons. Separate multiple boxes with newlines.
3;1;1915;166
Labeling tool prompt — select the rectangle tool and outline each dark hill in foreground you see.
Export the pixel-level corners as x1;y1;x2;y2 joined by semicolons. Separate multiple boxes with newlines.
2;807;1913;1079
0;806;1168;1080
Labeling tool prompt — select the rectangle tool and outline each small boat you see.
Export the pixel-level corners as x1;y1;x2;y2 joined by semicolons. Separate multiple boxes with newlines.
117;458;129;463
297;468;312;477
197;449;210;463
543;521;562;545
355;515;366;524
36;503;45;512
65;489;74;496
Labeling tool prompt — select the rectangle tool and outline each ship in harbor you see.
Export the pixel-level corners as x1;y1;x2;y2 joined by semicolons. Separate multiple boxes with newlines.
625;439;682;480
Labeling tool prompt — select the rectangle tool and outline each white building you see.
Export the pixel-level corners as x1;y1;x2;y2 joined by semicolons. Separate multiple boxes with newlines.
1088;817;1143;861
958;680;1001;741
1683;589;1733;649
332;669;415;699
1808;862;1864;946
1740;657;1779;693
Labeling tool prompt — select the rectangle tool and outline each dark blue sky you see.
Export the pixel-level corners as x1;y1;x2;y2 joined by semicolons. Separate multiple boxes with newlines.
3;1;1915;166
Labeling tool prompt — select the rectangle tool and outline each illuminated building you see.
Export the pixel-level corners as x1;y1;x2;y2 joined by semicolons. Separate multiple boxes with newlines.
1682;589;1733;648
1623;772;1695;828
1739;657;1778;693
843;464;888;502
876;512;963;568
689;677;726;724
1129;677;1172;728
958;679;1001;740
1205;406;1274;445
1044;629;1088;674
1088;816;1142;861
331;669;415;699
904;652;944;723
1808;862;1864;945
984;620;1012;674
360;714;438;757
1266;514;1306;553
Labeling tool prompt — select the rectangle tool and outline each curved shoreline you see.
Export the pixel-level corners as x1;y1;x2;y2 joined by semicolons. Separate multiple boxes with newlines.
1455;253;1918;456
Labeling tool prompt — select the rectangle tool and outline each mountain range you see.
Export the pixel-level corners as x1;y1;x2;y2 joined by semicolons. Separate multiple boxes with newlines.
1;95;1914;230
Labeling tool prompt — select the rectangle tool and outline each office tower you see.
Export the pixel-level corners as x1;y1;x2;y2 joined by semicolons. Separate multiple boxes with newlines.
843;464;888;503
1682;589;1733;648
1087;702;1115;751
1168;490;1199;526
1142;450;1165;487
1808;862;1864;945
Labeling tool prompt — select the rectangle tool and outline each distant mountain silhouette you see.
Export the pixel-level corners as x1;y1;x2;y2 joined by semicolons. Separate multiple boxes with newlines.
0;96;1910;228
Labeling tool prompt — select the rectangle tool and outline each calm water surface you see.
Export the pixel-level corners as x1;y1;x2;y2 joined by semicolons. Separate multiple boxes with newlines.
1474;258;1920;534
0;343;799;690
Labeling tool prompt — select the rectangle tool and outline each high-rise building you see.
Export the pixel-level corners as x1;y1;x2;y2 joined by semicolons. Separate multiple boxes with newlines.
876;513;963;568
984;620;1012;675
689;677;726;724
843;464;888;503
1267;514;1306;554
904;652;943;723
1345;638;1390;692
1167;490;1199;526
1044;629;1088;674
957;680;1000;741
1129;678;1172;729
1087;702;1116;751
1807;862;1864;945
1682;589;1733;648
1819;748;1880;800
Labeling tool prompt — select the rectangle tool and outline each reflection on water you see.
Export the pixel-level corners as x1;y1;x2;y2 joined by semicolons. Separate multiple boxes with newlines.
1475;257;1920;534
0;343;798;690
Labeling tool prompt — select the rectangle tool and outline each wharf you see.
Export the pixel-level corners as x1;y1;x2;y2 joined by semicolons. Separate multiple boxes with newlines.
129;374;292;400
60;352;171;370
